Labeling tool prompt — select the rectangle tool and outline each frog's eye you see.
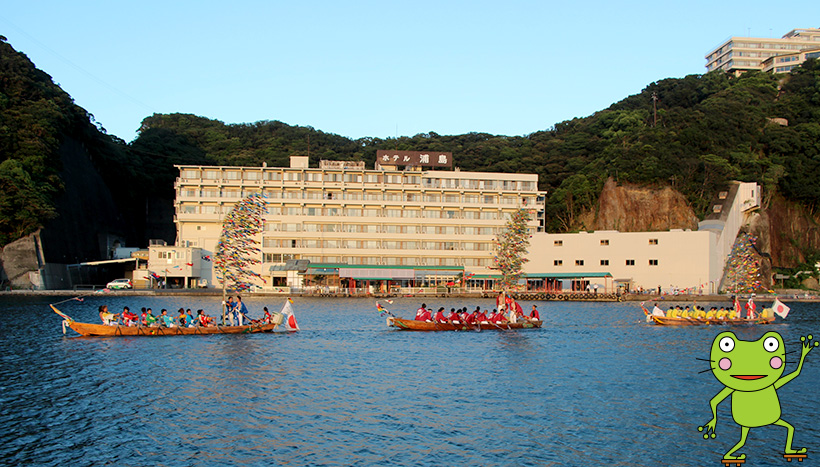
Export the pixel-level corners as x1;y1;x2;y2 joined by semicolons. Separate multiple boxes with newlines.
764;336;780;353
719;336;735;352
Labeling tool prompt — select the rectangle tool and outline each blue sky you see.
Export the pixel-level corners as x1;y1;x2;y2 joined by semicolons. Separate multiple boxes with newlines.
2;1;818;143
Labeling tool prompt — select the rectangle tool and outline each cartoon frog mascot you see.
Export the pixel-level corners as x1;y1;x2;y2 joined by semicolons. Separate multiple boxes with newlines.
699;331;817;464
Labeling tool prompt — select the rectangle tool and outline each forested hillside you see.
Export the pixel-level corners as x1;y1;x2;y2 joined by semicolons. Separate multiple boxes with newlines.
134;63;820;234
3;35;820;263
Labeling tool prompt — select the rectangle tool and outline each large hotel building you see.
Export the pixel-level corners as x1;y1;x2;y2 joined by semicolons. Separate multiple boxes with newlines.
171;152;545;291
161;153;759;295
706;28;820;75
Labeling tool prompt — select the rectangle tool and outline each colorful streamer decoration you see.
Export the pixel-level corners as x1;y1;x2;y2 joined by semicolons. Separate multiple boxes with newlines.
493;208;532;291
213;193;268;291
723;232;763;294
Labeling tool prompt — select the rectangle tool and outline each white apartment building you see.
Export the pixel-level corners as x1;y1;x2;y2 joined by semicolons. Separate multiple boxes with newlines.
706;28;820;74
174;154;545;290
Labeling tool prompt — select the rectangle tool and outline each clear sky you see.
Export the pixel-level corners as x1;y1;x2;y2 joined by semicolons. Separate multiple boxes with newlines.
2;1;818;143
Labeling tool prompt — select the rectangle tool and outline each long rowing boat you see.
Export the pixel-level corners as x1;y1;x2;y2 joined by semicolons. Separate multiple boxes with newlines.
51;304;283;337
646;314;774;326
641;302;775;326
387;316;542;331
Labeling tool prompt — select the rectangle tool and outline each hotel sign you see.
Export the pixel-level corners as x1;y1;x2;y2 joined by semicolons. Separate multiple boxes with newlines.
376;150;453;167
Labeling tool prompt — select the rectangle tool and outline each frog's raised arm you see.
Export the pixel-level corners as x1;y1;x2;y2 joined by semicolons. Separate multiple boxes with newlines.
699;386;733;439
775;334;817;390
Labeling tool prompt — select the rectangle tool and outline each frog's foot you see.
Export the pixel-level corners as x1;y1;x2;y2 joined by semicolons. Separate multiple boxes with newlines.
723;453;746;460
720;457;746;466
783;451;807;462
784;447;807;454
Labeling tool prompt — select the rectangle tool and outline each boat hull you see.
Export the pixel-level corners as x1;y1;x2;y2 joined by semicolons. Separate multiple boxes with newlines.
67;321;279;337
649;315;774;326
387;317;542;331
52;304;280;337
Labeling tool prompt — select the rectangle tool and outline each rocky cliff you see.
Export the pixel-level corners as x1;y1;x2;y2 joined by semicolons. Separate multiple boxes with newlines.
577;178;699;232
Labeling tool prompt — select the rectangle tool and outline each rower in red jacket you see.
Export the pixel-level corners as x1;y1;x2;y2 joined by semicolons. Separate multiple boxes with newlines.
447;308;461;323
433;307;447;323
415;303;428;321
529;304;540;320
475;309;488;323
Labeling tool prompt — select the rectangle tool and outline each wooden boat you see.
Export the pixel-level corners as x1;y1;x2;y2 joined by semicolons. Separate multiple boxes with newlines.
642;303;775;326
647;314;774;326
387;316;542;331
51;304;283;337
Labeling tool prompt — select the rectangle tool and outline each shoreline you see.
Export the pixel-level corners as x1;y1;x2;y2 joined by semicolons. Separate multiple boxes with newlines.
2;289;818;302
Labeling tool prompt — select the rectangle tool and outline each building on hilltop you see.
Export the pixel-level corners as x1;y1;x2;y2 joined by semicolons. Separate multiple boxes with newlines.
705;28;820;75
761;47;820;74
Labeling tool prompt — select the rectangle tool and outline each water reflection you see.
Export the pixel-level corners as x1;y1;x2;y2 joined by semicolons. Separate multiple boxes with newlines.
0;296;818;465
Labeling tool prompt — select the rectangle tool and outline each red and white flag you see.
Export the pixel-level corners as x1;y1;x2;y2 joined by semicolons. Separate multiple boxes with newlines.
772;298;790;319
281;300;300;331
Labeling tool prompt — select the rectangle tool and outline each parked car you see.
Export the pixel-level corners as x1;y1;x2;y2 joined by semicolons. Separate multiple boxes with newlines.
106;278;132;289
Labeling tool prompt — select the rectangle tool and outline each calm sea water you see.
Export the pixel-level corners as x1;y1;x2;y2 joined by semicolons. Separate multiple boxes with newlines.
1;295;819;466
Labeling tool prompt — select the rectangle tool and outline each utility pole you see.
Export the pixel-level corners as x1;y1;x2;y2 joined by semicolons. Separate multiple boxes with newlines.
651;92;658;127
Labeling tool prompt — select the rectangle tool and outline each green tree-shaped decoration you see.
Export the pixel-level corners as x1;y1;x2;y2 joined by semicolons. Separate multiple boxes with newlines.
494;208;532;291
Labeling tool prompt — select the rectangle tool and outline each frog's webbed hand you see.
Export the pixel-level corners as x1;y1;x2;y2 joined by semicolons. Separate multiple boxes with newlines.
800;334;818;361
777;334;818;389
698;418;718;439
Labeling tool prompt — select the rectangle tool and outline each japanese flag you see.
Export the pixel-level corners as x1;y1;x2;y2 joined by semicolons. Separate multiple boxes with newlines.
281;300;300;331
772;298;790;319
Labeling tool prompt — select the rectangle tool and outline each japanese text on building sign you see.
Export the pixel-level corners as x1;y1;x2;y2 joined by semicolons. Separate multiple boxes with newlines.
376;150;453;167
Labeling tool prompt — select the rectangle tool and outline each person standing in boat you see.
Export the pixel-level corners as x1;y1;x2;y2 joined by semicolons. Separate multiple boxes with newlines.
235;296;250;325
745;294;757;319
225;296;237;325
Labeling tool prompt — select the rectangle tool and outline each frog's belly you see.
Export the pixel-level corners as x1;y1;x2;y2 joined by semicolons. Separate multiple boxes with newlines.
731;387;781;427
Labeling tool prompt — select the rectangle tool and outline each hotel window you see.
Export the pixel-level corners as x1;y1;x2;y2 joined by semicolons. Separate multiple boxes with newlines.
225;171;241;180
554;260;563;266
281;223;300;232
182;170;199;179
575;260;584;266
323;208;340;216
626;259;635;266
480;211;497;220
463;210;479;220
444;194;460;203
362;208;381;217
423;210;441;219
304;207;318;216
649;259;659;266
345;208;362;217
649;239;658;245
554;240;563;246
464;194;479;203
600;259;609;266
180;205;197;214
403;209;419;218
244;171;261;180
425;193;441;202
402;241;418;249
483;195;497;204
343;173;362;183
385;209;402;218
265;171;282;181
286;207;301;215
203;170;219;180
484;180;496;190
600;239;609;246
444;210;458;219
